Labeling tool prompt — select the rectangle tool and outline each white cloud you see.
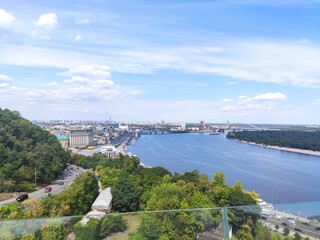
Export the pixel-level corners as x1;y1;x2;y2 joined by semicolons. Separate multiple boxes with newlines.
253;92;287;101
0;74;12;83
2;39;320;89
219;92;286;113
311;99;320;105
219;98;232;103
75;18;89;25
35;13;58;30
0;44;107;68
111;41;320;88
0;67;133;105
60;65;112;79
74;35;82;41
46;82;58;86
0;9;15;29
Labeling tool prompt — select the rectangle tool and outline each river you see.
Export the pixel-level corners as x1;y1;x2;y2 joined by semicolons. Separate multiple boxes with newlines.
127;133;320;207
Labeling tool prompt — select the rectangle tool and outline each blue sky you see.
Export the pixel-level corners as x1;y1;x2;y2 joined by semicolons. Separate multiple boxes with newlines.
0;0;320;124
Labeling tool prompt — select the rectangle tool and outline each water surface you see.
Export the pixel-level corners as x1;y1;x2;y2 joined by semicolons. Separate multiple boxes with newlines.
128;133;320;204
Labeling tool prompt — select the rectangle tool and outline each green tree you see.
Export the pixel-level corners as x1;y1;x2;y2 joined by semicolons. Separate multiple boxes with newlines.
40;219;66;240
255;227;272;240
283;226;290;236
236;224;254;240
111;173;139;212
293;232;302;240
99;215;128;238
146;183;185;210
73;218;100;240
273;234;281;240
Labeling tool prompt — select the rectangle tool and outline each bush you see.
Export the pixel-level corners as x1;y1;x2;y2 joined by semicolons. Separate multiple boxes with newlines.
19;234;36;240
41;219;67;240
100;215;128;238
73;218;101;240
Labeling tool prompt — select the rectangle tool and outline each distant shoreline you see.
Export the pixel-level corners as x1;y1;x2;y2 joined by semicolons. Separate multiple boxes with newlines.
236;140;320;157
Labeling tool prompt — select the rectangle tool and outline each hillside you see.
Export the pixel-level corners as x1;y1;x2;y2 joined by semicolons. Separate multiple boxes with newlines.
227;130;320;151
0;108;69;192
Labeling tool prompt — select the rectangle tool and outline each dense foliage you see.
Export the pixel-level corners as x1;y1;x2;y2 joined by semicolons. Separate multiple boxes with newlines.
0;150;311;239
0;172;99;239
99;215;128;238
0;108;70;192
71;153;260;239
227;130;320;151
0;172;98;220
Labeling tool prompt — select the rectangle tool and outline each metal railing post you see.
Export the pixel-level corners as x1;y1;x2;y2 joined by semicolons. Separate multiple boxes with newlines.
222;207;230;240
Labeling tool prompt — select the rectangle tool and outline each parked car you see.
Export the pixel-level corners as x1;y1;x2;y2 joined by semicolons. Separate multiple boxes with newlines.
294;228;302;233
16;194;29;202
287;219;296;225
44;186;52;193
58;181;64;186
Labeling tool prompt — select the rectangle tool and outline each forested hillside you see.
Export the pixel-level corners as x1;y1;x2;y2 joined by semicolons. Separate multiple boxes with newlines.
227;130;320;151
0;108;69;192
70;153;260;239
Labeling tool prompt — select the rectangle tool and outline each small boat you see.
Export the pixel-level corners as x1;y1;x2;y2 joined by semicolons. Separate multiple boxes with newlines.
209;132;220;135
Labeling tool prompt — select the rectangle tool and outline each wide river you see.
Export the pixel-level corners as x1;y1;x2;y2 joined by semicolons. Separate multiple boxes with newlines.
128;133;320;206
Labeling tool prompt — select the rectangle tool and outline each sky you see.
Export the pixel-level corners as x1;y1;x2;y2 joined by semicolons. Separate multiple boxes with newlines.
0;0;320;124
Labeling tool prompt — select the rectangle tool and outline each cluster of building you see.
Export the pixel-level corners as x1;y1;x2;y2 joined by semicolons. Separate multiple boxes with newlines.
33;120;229;157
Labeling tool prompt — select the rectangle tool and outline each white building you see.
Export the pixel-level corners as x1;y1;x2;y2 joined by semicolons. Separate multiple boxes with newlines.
101;145;117;158
91;187;112;213
68;129;94;148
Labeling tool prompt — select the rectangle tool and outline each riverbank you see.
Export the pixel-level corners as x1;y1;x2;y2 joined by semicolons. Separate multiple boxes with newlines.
236;140;320;157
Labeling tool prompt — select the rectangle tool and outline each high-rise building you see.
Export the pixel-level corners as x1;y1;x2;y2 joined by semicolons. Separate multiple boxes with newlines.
199;121;205;131
68;129;94;148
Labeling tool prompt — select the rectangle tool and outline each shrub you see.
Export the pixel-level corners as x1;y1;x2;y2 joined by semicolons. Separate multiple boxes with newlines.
100;215;128;238
73;218;101;240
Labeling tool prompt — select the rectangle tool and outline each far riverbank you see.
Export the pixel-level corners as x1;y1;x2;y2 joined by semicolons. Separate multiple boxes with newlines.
236;140;320;157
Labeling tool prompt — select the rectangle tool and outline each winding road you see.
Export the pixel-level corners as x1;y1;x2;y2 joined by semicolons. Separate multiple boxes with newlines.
0;165;84;207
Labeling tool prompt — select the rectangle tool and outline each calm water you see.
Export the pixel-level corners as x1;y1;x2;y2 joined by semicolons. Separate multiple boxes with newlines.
128;133;320;205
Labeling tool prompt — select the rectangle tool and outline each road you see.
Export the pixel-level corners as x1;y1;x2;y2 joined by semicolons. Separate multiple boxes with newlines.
261;208;320;239
0;165;84;206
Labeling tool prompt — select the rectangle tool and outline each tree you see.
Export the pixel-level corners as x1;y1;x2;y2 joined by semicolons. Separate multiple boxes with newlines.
273;234;281;240
40;219;67;240
283;226;290;236
111;173;139;212
275;224;279;231
0;108;69;192
293;232;302;240
73;218;100;240
236;225;254;240
146;183;185;210
22;199;44;218
99;215;128;238
255;227;272;240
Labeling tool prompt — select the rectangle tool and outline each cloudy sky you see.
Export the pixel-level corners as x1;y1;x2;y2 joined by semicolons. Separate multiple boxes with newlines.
0;0;320;124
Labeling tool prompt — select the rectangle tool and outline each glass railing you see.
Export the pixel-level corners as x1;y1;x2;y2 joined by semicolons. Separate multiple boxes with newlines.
0;204;319;239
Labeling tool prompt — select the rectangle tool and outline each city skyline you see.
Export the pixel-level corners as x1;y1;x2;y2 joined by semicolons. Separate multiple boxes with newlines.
1;1;320;123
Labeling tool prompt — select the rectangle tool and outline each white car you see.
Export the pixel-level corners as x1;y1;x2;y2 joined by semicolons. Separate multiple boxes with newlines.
287;219;296;225
274;215;282;219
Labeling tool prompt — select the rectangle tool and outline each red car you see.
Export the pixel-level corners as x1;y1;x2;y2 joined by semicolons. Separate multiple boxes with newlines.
44;186;52;193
